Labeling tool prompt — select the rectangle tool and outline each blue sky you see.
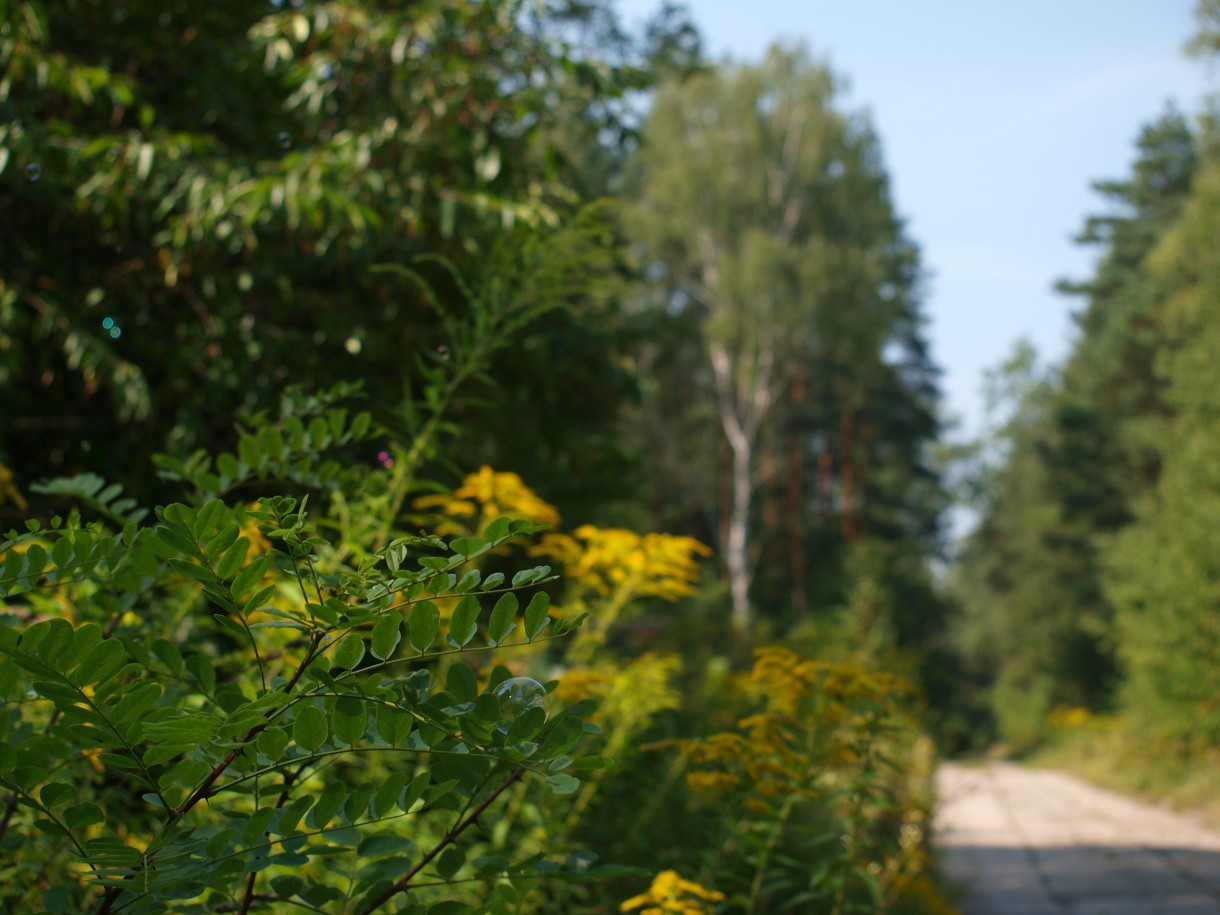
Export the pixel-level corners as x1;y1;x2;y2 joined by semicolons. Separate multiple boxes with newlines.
616;0;1214;439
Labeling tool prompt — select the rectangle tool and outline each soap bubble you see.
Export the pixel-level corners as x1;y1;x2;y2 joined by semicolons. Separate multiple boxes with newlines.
25;163;41;181
494;677;546;731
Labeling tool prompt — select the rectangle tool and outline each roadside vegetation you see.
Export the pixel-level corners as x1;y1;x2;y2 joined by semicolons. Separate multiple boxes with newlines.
0;1;956;912
950;0;1220;819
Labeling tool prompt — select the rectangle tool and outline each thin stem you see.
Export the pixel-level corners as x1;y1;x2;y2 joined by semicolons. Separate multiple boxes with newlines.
354;767;525;915
237;871;258;915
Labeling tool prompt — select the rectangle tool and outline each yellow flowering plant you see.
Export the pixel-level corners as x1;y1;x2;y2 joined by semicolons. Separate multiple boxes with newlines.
413;466;562;537
620;869;725;915
647;647;942;914
532;525;711;663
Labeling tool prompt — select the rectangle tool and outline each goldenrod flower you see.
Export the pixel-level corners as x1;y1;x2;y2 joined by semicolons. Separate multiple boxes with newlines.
621;870;724;914
533;526;710;600
414;466;560;535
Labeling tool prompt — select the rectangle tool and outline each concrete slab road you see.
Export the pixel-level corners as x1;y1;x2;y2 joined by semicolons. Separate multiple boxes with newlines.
935;763;1220;915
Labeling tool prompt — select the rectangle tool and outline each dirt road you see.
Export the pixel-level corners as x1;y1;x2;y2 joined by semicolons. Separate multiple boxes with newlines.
935;763;1220;914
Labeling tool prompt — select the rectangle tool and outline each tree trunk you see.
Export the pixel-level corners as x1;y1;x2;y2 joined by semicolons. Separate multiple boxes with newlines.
841;409;858;543
726;437;753;638
708;338;776;642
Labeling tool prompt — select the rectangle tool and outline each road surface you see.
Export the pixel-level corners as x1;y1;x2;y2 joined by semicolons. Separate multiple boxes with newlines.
935;763;1220;914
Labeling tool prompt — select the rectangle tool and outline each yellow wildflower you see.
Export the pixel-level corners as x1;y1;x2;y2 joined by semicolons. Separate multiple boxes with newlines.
553;667;614;705
81;747;105;773
533;526;710;601
621;870;724;915
414;466;561;536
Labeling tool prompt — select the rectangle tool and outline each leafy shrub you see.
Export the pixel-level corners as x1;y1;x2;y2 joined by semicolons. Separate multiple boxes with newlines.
0;403;622;914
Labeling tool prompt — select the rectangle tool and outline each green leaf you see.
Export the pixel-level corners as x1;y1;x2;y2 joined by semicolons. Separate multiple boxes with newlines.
64;802;105;828
545;774;580;795
524;592;550;641
487;593;518;646
193;499;225;538
370;613;402;661
449;537;484;558
483;517;510;541
277;795;314;835
435;845;466;878
155;525;198;558
454;570;481;593
207;521;241;559
39;781;76;809
257;727;290;761
375;704;413;746
541;717;584;757
350;411;372;440
293;705;328;751
259;426;286;461
479;572;506;591
49;535;72;573
141;710;220;743
332;634;365;670
151;639;184;676
333;696;368;746
231;557;270;598
186;654;216;694
408;602;439;653
506;706;547;743
110;681;163;723
79;639;127;687
373;770;409;818
238;435;262;470
445;663;478;703
242;807;277;845
216;452;242;480
243;584;278;614
267;869;305;896
160;758;211;791
306;782;346;829
216;536;250;581
568;755;615;770
448;595;481;647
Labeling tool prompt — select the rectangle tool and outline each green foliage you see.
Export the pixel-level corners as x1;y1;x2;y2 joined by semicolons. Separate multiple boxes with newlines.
952;110;1202;748
0;0;693;520
626;43;947;677
564;648;945;914
0;3;966;911
0;442;622;913
1103;149;1220;748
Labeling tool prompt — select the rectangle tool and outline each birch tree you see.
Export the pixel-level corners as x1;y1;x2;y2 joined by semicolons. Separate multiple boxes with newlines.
629;46;848;638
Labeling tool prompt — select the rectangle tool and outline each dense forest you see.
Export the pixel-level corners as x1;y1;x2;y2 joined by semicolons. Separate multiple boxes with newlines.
952;2;1220;784
1;0;1217;913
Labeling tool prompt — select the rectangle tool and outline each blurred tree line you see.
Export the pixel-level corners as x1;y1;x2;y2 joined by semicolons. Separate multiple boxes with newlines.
953;0;1220;757
1;0;953;708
